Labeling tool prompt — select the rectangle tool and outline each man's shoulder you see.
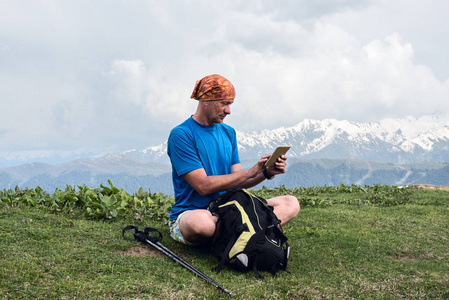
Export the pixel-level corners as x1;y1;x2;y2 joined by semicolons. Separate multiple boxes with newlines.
170;118;194;136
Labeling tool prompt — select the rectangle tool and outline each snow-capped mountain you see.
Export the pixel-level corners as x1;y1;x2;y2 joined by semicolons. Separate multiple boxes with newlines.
123;141;168;163
124;115;449;164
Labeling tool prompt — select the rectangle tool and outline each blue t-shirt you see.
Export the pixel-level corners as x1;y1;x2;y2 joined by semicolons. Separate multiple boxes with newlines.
167;116;240;221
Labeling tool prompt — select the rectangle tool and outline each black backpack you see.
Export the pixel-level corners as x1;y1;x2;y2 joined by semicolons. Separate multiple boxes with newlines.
208;188;290;278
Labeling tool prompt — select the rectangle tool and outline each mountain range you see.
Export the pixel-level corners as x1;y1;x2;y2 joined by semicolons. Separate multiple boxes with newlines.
1;115;449;194
124;115;449;164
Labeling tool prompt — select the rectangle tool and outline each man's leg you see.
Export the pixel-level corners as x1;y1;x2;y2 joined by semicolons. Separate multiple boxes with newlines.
178;209;218;244
267;195;300;226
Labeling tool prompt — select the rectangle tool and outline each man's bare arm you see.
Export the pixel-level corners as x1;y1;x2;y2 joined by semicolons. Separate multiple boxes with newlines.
182;154;289;195
182;155;270;196
232;163;266;189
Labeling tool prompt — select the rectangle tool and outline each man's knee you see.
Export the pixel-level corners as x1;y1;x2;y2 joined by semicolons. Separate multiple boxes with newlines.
188;216;216;237
180;210;217;241
286;195;300;218
267;194;300;225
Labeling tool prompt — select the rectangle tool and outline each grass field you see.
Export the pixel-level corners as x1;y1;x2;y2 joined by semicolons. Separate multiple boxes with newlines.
1;185;448;299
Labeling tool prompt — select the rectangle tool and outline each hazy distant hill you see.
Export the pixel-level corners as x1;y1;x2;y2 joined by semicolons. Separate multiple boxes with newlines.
1;154;448;195
279;158;449;188
0;154;173;194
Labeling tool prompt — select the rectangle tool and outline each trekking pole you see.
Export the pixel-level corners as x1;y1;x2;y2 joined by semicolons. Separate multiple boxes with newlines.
122;226;232;296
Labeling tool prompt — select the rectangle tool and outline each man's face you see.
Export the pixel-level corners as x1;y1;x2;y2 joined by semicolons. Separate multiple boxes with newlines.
204;99;234;124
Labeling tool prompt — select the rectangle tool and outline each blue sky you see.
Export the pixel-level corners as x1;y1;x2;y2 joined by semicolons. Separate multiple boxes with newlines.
1;0;449;165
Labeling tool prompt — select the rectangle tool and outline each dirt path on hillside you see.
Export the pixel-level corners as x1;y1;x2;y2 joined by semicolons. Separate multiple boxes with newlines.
411;184;449;191
356;161;373;185
397;165;413;185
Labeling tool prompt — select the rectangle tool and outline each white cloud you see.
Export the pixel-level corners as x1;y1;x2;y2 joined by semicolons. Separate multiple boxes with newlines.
324;0;449;81
109;60;147;107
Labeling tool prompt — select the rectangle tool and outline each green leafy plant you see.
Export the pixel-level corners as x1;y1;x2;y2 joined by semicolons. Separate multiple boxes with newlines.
254;184;414;207
1;182;414;224
363;184;413;206
0;180;174;224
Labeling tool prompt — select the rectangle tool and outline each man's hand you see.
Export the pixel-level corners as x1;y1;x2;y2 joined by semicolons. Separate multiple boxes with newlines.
265;154;288;177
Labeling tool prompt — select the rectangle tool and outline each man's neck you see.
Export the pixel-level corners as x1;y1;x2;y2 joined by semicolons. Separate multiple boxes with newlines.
192;112;214;126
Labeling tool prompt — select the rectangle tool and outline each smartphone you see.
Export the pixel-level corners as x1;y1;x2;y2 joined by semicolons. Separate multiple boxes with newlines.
264;146;291;167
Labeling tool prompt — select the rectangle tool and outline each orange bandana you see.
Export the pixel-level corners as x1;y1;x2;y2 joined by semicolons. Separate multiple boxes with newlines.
190;74;236;101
